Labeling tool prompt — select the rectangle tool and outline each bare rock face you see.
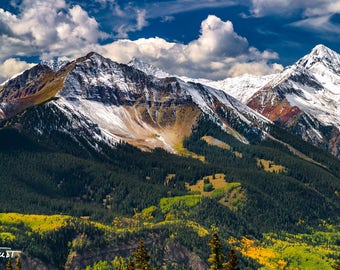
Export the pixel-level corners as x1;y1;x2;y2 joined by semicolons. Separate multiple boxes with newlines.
17;253;58;270
163;241;208;270
0;65;53;102
64;237;207;270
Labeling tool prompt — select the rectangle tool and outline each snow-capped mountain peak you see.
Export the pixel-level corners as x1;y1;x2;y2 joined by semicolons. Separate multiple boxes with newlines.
41;59;70;71
296;44;340;73
247;44;340;158
128;57;171;78
310;44;339;61
0;52;272;154
0;46;339;159
294;44;340;96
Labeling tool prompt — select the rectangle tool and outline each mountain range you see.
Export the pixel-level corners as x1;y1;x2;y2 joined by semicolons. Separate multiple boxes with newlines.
130;44;340;159
0;51;270;156
0;44;340;269
0;44;339;160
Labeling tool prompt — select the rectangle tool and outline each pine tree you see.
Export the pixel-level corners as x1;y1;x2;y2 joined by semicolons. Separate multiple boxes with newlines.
333;254;340;270
223;250;240;270
208;232;225;270
6;259;13;270
126;261;135;270
132;240;151;270
16;257;22;270
112;256;126;270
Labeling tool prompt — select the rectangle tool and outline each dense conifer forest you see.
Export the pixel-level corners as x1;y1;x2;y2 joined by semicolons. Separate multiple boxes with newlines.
0;116;339;269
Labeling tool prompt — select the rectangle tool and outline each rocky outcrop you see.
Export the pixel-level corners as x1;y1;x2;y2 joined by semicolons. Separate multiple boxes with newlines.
163;241;207;270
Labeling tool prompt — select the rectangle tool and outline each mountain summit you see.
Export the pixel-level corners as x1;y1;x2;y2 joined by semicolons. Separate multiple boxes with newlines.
297;44;340;72
247;45;340;158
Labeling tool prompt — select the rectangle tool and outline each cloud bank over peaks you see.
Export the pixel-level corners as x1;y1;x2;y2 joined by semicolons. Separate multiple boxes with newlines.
0;3;282;83
0;0;106;61
102;15;283;80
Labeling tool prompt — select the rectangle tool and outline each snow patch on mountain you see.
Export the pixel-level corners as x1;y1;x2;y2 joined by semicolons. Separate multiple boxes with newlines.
56;96;179;152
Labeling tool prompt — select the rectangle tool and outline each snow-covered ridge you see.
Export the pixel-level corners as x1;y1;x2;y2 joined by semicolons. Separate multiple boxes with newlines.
41;59;70;71
128;57;277;103
128;57;171;79
51;52;272;150
188;74;277;103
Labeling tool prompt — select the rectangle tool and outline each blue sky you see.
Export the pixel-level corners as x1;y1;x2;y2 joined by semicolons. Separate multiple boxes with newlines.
0;0;339;82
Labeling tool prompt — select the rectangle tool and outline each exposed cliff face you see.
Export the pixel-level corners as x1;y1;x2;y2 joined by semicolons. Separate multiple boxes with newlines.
163;241;208;270
0;65;50;101
0;62;75;120
64;237;207;270
10;253;58;270
0;64;52;118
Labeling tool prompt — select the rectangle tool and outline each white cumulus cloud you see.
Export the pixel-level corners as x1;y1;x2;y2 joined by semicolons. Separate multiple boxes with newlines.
0;58;35;84
0;0;107;61
102;15;282;80
0;4;284;82
228;62;283;77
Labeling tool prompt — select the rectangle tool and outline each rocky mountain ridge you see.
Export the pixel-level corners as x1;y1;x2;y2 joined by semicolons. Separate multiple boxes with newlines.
0;45;339;158
130;45;340;158
0;52;270;155
247;45;340;158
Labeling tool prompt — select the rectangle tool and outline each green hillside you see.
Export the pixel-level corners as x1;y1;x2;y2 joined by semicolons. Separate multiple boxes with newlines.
0;115;339;269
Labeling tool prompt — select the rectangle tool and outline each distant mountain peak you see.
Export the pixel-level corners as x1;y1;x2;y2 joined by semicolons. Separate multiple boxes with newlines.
310;44;335;56
297;44;340;72
85;51;104;59
246;44;340;158
41;59;69;71
128;57;171;78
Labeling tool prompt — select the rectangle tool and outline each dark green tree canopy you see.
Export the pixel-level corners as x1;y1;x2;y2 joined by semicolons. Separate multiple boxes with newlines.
208;232;225;270
133;240;151;270
223;249;240;270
